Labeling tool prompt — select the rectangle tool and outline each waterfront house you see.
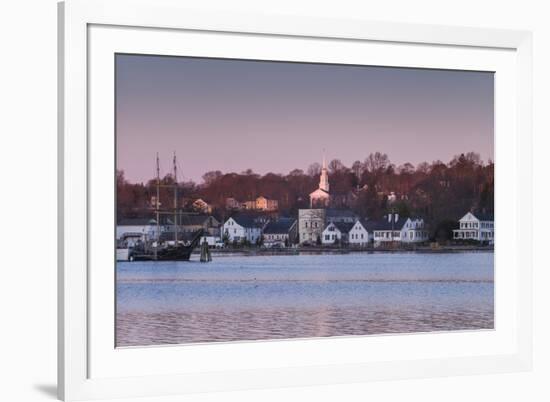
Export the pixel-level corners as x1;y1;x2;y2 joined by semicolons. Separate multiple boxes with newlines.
321;221;354;245
263;218;297;247
116;218;159;242
222;215;265;244
452;212;494;244
372;214;429;246
178;214;221;236
348;219;372;247
298;209;326;244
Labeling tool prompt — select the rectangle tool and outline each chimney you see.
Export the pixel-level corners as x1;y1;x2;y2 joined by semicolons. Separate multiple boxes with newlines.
395;213;399;222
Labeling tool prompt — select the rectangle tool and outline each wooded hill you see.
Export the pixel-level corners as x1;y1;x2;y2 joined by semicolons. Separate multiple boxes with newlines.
117;151;493;240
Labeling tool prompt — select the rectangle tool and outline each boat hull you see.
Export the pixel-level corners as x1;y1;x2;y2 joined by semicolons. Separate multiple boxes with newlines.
132;246;193;261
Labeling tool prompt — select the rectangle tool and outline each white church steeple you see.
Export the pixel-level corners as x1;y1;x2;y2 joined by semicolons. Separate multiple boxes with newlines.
319;151;330;193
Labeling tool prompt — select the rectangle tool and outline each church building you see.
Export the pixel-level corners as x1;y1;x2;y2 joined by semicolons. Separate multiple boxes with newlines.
309;156;331;208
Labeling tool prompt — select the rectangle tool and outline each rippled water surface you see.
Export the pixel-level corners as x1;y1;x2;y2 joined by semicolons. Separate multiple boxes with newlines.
116;252;494;347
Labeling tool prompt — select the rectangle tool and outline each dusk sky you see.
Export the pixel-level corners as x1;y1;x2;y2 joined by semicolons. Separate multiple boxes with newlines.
116;54;494;184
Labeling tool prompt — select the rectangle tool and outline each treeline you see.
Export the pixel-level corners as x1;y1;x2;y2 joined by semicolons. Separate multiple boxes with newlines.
117;151;493;236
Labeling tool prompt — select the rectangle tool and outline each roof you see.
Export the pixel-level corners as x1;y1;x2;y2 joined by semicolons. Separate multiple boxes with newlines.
472;212;494;221
355;218;377;232
326;209;358;218
332;222;355;234
309;188;330;196
263;218;296;234
118;218;157;226
178;214;215;226
230;214;265;228
369;217;409;231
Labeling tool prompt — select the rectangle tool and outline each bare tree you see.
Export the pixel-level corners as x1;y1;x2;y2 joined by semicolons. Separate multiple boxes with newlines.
202;170;223;185
364;152;390;173
307;162;321;177
351;160;363;179
328;159;345;173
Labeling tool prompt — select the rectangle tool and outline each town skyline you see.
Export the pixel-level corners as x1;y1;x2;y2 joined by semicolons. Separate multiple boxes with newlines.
117;151;493;186
116;54;494;184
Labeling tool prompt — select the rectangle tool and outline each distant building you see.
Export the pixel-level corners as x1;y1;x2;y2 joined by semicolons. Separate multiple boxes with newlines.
298;209;326;244
178;214;221;236
192;198;212;214
116;218;159;242
326;208;358;223
242;200;256;210
309;156;331;208
348;219;373;246
255;196;278;211
225;197;241;210
321;221;354;245
453;212;494;244
222;215;265;244
372;214;429;246
263;218;297;247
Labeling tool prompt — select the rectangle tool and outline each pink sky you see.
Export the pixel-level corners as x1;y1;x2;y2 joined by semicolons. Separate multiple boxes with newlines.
116;54;494;183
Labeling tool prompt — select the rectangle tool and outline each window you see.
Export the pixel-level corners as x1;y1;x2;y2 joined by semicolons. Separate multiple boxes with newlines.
361;234;364;239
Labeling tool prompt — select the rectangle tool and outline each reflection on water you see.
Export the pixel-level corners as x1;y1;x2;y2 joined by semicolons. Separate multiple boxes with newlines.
116;252;494;347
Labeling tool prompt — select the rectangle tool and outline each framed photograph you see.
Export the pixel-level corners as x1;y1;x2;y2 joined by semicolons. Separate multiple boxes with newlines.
58;0;533;400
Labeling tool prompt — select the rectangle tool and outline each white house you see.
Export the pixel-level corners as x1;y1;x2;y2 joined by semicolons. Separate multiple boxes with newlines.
222;215;265;244
348;219;371;246
401;217;429;243
263;218;297;247
453;212;494;244
116;218;159;242
321;222;354;245
372;214;429;246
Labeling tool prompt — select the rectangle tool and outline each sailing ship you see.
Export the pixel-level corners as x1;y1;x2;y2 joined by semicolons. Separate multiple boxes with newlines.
118;153;204;262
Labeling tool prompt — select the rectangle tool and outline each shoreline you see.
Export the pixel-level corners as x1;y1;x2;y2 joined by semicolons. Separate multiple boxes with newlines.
196;246;494;257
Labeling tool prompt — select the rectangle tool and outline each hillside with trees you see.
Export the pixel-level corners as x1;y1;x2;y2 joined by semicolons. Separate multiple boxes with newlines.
117;151;493;239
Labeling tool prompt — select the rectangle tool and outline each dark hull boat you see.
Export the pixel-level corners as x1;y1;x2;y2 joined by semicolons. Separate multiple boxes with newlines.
119;153;212;263
130;230;203;262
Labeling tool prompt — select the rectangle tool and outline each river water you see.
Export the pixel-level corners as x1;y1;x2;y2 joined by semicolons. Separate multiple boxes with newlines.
116;252;494;347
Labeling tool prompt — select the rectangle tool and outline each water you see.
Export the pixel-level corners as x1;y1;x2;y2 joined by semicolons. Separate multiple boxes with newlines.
116;252;494;347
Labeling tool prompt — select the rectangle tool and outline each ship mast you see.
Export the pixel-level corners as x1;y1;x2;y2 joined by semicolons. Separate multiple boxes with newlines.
173;151;178;246
155;153;160;259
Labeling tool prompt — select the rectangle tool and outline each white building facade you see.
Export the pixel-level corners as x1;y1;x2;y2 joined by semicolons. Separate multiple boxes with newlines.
373;214;429;246
263;218;297;247
298;209;326;244
222;216;263;244
321;222;354;245
321;222;342;244
453;212;494;244
116;218;159;241
348;220;371;246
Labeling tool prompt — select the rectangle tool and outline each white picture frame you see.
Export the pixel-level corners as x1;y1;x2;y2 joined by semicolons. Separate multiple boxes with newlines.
58;0;533;400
